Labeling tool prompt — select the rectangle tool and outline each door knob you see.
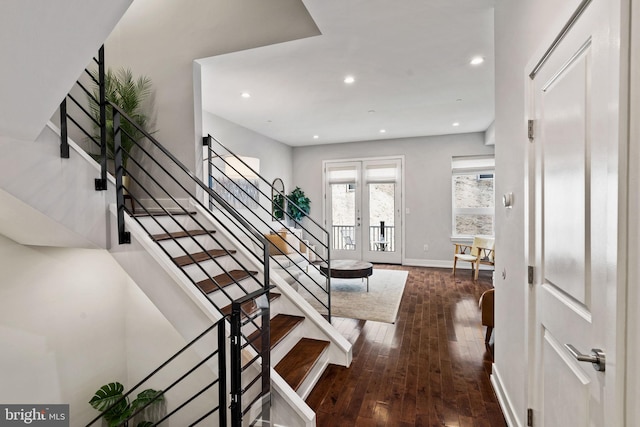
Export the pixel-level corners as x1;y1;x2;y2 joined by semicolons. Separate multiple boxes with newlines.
565;344;606;372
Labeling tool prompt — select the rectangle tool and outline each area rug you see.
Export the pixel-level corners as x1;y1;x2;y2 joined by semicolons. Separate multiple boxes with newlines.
297;268;408;323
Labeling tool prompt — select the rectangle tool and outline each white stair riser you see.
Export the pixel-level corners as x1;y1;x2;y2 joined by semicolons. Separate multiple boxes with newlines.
157;235;220;257
135;215;201;235
270;321;306;366
207;286;281;336
179;255;241;283
296;348;330;400
207;282;264;309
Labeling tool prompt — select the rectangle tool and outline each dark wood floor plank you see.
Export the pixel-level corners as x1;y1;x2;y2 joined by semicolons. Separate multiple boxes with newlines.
307;266;506;426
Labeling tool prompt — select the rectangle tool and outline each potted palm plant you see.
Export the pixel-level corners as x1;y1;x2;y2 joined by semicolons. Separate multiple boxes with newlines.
89;68;155;189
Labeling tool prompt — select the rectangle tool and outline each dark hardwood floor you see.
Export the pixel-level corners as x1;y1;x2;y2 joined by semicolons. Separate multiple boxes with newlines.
306;265;506;427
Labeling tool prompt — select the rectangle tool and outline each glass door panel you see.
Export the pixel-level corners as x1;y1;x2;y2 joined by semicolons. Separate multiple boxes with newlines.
331;183;357;252
367;183;395;252
326;162;361;260
325;158;401;263
362;158;401;263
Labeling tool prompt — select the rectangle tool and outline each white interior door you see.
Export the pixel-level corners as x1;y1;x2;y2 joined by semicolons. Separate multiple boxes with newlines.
528;0;624;424
325;158;402;264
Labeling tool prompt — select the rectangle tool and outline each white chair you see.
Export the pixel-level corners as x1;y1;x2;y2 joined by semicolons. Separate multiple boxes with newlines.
452;236;495;281
341;230;356;250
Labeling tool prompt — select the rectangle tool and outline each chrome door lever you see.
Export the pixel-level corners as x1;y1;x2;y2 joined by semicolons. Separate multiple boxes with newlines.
565;344;606;372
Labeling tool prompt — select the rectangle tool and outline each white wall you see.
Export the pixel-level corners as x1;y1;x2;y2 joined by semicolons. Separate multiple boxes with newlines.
0;235;128;424
203;111;294;193
0;125;116;249
105;0;320;179
493;0;584;425
126;280;219;426
0;232;214;426
292;132;494;263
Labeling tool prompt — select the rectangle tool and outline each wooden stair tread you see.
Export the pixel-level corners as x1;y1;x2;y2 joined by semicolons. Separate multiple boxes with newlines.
152;229;216;241
220;292;280;317
172;249;235;267
248;314;305;353
197;270;257;294
132;210;197;217
275;338;330;392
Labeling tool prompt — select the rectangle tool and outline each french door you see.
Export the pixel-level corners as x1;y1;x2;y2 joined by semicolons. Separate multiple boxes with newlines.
325;158;402;264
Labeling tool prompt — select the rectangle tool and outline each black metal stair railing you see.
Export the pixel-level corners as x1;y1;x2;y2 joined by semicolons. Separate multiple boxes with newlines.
205;134;333;320
58;47;274;426
230;286;274;426
84;317;228;426
59;45;108;191
110;103;272;426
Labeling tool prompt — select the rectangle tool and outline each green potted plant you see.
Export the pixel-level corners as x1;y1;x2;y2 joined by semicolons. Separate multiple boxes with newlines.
89;68;155;180
89;381;164;427
273;193;286;220
287;187;311;221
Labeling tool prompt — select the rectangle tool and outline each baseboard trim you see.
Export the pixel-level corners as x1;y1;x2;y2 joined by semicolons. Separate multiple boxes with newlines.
490;365;522;427
137;198;190;213
402;258;452;268
402;258;494;270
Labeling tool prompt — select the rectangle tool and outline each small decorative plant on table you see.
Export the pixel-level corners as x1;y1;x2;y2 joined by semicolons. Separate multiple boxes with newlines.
287;186;311;222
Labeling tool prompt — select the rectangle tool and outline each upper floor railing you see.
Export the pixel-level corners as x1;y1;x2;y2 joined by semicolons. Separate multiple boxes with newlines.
205;134;333;320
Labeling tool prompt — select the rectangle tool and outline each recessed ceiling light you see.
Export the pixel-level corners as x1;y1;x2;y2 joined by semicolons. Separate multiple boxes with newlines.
344;75;355;84
368;109;376;114
456;98;463;102
470;56;485;66
452;122;460;127
241;92;251;98
313;135;319;139
379;129;387;133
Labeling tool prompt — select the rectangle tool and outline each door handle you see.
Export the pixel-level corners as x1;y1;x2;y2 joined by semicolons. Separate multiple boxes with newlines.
565;344;606;372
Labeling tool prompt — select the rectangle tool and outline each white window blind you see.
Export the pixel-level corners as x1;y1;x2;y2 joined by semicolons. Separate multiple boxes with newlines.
364;163;398;183
451;155;495;174
327;166;357;184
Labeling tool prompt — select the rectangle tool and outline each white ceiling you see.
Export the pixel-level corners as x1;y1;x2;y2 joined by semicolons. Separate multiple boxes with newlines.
199;0;495;147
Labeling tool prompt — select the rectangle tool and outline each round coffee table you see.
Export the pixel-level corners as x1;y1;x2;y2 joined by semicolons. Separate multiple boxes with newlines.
320;260;374;292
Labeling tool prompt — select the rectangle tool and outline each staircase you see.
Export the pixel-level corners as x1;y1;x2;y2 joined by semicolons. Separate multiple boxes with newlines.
49;48;352;425
0;5;351;425
109;201;348;425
